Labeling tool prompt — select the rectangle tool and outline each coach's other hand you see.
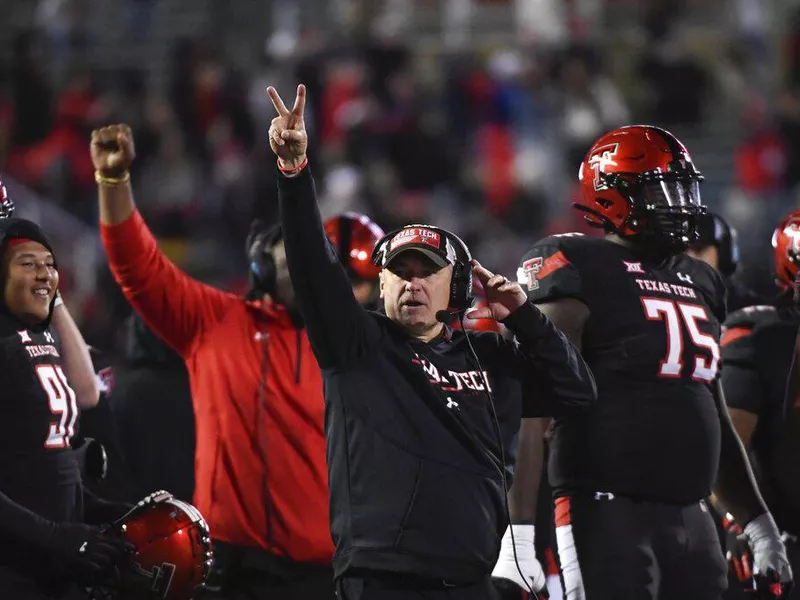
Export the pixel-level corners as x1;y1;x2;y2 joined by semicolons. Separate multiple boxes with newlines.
91;124;135;178
266;85;308;171
491;524;547;598
466;261;528;322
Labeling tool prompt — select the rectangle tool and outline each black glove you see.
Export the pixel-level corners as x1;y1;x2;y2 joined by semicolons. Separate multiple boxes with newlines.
723;513;755;592
49;522;134;584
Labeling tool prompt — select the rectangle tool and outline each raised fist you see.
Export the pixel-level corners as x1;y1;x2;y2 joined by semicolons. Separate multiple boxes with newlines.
90;124;135;178
266;84;308;169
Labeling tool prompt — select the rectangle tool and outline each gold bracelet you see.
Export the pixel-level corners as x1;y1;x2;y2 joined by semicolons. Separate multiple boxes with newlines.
95;171;131;186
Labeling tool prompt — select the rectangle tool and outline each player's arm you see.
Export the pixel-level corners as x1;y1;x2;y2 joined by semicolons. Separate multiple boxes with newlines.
0;485;127;569
713;382;793;590
50;299;99;409
493;244;592;595
712;381;767;524
93;125;234;358
506;298;588;523
270;86;378;368
714;313;767;513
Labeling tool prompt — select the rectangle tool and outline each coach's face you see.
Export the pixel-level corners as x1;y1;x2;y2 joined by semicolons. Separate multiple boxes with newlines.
381;251;452;338
2;241;58;324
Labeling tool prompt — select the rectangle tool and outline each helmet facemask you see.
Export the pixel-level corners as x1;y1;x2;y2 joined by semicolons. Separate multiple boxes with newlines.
604;163;706;255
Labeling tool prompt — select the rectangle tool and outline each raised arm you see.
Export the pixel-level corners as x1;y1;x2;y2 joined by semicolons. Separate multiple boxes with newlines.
51;299;99;409
92;125;235;359
267;85;378;367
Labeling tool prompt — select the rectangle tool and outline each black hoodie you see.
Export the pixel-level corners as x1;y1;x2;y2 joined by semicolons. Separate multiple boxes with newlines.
278;168;596;582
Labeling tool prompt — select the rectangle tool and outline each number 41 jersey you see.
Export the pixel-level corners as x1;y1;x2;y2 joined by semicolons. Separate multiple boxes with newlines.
0;313;81;522
518;234;726;503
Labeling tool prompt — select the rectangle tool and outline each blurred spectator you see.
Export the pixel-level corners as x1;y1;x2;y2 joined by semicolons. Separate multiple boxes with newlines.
734;97;786;196
10;32;52;148
637;26;710;126
554;45;629;172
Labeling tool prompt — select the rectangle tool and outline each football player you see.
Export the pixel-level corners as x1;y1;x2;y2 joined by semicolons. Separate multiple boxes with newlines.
499;125;791;599
0;185;132;598
717;209;800;598
687;211;764;312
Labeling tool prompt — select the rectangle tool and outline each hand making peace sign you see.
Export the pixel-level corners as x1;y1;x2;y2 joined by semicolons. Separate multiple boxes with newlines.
266;84;308;170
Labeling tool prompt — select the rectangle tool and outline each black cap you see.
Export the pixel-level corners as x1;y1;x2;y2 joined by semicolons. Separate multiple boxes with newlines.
377;225;457;269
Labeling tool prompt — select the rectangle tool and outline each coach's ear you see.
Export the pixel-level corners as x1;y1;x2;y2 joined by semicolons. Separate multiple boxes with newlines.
378;270;386;299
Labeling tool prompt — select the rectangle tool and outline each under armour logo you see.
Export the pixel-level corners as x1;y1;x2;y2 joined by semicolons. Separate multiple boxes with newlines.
677;272;694;284
43;332;54;344
17;330;31;344
623;261;644;274
446;398;459;409
594;491;616;501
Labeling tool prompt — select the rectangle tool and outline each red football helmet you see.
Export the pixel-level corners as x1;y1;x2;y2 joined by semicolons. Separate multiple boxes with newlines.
772;210;800;290
324;212;385;280
575;125;705;252
109;491;213;599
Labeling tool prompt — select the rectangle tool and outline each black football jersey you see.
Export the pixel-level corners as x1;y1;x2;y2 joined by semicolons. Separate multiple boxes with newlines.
721;300;800;533
518;234;726;503
0;313;81;522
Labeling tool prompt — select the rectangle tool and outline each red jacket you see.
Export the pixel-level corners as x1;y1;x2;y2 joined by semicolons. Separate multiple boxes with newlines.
101;211;333;563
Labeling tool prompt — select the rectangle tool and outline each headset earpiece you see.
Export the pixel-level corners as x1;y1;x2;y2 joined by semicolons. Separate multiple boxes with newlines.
247;223;282;296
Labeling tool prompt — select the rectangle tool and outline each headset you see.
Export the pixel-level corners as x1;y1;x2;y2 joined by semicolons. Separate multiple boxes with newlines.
371;224;475;314
693;211;740;278
246;220;283;296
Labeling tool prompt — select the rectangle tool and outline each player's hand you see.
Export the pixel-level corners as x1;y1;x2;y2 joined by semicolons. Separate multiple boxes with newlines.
743;513;794;598
491;524;548;599
467;261;527;322
91;124;136;178
266;84;308;170
723;513;756;592
50;522;135;583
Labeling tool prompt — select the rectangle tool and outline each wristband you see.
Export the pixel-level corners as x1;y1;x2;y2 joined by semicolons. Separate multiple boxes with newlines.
95;171;131;186
277;157;308;176
53;294;64;308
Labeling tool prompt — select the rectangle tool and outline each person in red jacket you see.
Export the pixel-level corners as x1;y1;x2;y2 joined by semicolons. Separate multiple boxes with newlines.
89;123;384;600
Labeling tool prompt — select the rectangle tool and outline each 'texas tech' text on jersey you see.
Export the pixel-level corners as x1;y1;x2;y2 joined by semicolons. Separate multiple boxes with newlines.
0;314;80;523
519;234;727;503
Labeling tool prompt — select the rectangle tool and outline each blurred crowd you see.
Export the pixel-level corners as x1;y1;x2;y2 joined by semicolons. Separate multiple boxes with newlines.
1;0;800;357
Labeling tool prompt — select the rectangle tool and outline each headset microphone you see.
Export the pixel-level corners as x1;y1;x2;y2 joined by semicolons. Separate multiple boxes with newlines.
436;309;461;324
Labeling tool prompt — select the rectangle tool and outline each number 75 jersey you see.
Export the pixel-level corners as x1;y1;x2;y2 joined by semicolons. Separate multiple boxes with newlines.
518;233;726;503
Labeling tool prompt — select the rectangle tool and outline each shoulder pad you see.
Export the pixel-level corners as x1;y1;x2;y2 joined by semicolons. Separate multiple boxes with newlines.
533;232;587;247
721;305;777;349
517;235;588;303
724;305;778;329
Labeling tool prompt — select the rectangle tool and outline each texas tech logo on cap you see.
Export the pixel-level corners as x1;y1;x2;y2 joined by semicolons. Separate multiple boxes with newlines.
389;227;442;251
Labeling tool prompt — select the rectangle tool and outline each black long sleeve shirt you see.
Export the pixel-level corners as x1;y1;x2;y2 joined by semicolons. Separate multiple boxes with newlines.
278;167;596;582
